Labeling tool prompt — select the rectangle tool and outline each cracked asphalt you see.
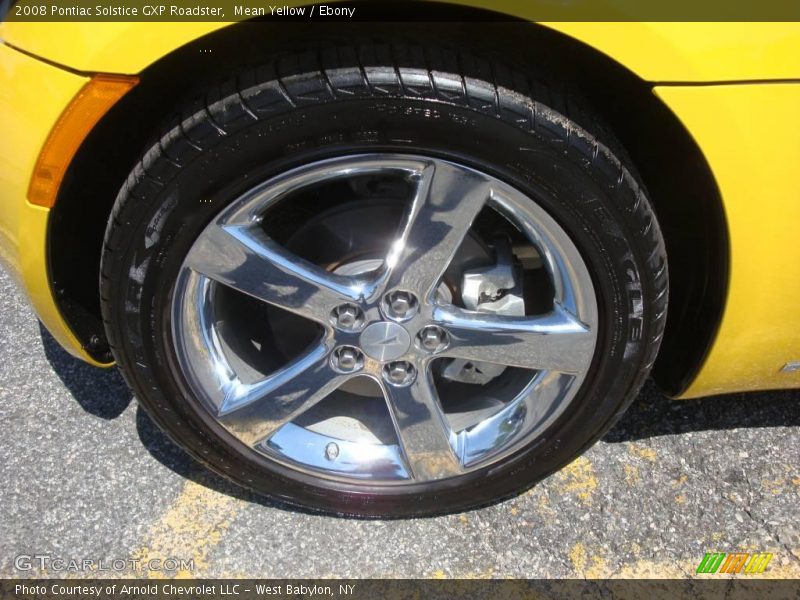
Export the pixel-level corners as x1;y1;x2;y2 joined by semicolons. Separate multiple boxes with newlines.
1;264;799;579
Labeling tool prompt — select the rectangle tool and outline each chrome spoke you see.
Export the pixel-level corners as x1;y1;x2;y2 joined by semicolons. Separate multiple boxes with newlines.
434;304;595;374
184;222;366;324
218;344;349;447
381;370;462;481
383;161;489;299
458;370;576;467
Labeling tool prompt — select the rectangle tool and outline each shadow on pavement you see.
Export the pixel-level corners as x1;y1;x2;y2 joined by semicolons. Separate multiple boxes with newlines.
39;323;132;419
41;320;800;506
603;380;800;443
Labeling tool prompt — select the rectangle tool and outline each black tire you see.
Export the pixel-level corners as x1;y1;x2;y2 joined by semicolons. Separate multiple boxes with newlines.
101;45;667;517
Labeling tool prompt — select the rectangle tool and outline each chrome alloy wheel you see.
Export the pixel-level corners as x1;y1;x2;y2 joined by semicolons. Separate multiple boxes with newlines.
171;154;598;484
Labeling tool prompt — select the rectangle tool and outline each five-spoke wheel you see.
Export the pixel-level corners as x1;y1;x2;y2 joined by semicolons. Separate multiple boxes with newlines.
172;156;597;483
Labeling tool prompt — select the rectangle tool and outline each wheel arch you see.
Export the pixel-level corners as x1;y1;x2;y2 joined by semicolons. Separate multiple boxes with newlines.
48;10;728;395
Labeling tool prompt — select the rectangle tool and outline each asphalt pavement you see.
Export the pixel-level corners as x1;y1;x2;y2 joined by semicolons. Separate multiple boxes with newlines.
1;264;798;579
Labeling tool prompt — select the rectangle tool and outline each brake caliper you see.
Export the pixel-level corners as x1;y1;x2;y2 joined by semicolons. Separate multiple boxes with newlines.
442;237;525;385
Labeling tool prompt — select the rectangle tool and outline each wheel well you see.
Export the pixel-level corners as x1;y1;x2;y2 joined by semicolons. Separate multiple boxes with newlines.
50;8;727;394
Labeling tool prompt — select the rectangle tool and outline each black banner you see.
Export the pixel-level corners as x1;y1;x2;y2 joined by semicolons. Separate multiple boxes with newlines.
4;0;800;22
2;579;800;600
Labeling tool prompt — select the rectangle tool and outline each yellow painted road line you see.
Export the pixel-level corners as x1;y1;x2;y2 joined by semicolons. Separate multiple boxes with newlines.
129;479;240;578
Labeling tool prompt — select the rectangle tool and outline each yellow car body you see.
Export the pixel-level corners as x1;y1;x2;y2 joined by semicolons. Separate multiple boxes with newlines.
1;13;800;399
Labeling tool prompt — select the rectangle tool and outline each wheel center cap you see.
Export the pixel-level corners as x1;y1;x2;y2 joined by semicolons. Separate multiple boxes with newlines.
360;322;411;361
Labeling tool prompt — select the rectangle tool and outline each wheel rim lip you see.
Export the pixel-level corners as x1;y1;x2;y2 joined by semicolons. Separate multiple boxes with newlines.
170;153;599;487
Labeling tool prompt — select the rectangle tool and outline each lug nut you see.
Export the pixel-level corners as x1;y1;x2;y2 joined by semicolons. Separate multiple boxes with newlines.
331;304;364;331
419;325;449;353
383;361;416;386
385;291;418;320
332;346;363;373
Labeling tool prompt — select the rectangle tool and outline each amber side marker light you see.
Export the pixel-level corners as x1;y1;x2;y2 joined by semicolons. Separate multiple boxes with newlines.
28;74;139;208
